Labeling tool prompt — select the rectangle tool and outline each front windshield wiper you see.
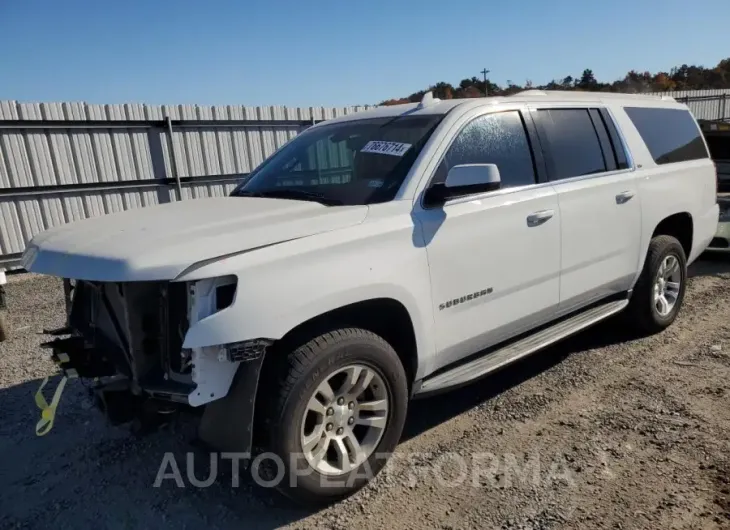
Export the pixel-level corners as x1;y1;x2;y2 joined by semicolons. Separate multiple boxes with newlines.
233;188;343;206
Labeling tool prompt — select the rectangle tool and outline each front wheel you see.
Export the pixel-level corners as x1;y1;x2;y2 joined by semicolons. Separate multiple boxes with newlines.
627;235;687;334
263;328;408;505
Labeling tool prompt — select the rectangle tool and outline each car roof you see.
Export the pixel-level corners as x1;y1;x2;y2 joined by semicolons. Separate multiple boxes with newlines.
311;99;466;126
315;90;682;127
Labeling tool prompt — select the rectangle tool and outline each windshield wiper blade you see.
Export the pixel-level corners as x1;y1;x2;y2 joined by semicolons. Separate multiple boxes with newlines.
234;189;343;206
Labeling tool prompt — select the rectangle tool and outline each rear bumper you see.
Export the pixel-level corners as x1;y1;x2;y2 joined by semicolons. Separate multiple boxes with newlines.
708;219;730;251
690;203;720;262
707;198;730;252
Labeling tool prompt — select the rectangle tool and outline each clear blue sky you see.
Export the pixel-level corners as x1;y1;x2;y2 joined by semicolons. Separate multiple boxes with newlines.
1;0;727;107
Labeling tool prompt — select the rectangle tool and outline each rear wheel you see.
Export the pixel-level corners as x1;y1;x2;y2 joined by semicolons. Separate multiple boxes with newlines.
263;328;408;505
627;235;687;334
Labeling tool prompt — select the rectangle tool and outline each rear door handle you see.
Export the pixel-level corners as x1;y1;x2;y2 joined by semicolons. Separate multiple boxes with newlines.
615;190;635;204
526;209;555;227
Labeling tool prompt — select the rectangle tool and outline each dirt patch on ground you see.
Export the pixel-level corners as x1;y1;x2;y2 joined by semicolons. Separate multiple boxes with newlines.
1;256;729;529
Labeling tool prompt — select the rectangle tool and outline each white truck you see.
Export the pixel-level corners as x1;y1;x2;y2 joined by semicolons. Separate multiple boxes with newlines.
23;90;718;503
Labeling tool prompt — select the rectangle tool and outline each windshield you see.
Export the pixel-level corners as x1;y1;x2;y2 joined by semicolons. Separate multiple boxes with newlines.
231;114;444;205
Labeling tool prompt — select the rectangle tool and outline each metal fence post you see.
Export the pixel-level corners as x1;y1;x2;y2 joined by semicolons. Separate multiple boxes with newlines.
147;126;173;204
165;116;183;200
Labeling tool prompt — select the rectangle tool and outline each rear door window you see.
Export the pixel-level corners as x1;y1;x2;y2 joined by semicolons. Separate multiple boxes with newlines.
624;107;709;165
534;109;607;180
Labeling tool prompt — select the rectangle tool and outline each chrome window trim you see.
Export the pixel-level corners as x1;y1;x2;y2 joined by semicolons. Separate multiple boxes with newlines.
417;103;638;210
435;167;636;208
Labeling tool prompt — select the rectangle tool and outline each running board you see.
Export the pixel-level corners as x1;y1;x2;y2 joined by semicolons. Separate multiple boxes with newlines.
416;299;629;396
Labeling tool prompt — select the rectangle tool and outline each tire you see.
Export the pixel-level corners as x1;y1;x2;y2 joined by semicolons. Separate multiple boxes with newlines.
262;328;408;505
627;235;687;334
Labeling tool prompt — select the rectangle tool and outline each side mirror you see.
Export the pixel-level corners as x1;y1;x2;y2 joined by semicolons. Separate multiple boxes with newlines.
425;164;502;205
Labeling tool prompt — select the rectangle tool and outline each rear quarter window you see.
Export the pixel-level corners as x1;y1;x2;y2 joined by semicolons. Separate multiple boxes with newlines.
624;107;709;165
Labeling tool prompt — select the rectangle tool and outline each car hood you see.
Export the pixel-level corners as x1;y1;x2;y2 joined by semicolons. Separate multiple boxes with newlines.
22;197;368;281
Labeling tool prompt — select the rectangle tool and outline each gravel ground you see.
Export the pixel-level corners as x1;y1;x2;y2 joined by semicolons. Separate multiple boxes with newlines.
1;257;730;530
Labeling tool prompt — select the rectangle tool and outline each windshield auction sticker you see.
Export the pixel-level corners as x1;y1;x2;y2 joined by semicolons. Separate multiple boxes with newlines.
360;141;412;157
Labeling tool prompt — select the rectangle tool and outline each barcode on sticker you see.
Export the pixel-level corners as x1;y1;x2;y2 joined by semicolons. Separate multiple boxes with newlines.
360;141;412;157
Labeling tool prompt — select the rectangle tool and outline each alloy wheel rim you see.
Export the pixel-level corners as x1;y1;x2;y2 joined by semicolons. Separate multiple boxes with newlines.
300;364;389;476
653;254;682;317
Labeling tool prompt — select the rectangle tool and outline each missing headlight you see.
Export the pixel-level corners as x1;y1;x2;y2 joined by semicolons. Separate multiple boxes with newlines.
215;282;237;310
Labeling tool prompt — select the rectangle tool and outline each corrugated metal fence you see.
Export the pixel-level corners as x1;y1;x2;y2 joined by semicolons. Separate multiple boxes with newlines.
1;89;729;267
0;102;372;265
647;88;730;120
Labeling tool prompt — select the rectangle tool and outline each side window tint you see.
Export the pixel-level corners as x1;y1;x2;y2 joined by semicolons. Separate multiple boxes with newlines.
598;108;630;170
588;109;617;172
433;111;536;188
624;107;709;165
536;109;607;180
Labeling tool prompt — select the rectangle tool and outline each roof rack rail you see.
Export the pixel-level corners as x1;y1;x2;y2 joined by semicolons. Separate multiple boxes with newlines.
514;89;547;96
511;89;669;101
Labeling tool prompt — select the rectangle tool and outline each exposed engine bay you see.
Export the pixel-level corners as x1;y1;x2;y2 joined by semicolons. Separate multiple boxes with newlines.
42;276;243;428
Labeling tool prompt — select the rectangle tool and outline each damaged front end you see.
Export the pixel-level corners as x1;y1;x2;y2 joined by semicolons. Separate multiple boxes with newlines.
42;276;267;444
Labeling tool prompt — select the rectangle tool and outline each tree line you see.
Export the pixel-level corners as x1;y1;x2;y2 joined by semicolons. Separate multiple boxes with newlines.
379;57;730;105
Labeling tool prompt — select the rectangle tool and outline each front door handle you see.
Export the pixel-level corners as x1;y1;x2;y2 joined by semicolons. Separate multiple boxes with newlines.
526;209;555;227
615;190;635;204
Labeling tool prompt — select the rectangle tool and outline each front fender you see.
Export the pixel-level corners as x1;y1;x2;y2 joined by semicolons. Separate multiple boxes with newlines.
179;218;437;380
185;283;433;375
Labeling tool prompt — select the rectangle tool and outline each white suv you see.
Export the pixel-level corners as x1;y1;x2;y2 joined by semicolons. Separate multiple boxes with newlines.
24;90;719;503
